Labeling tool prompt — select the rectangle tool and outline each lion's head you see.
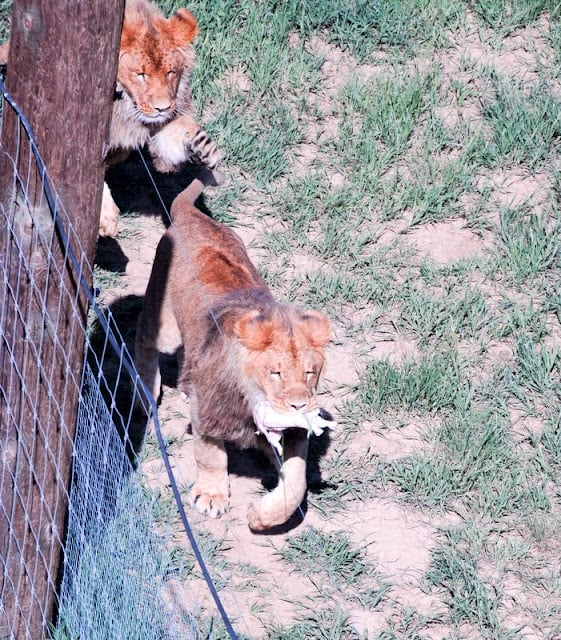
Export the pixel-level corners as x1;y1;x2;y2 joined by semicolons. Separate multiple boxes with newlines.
234;307;331;414
118;0;198;125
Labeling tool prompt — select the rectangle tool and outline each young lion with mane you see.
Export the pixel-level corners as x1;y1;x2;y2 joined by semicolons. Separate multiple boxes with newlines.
101;0;221;236
135;169;334;531
0;0;219;236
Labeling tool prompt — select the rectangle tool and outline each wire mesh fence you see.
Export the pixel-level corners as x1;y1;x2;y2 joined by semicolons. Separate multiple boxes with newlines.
0;79;236;639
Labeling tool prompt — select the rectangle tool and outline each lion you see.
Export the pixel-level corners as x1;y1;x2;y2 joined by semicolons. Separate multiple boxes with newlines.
0;1;219;237
100;0;221;236
134;168;333;531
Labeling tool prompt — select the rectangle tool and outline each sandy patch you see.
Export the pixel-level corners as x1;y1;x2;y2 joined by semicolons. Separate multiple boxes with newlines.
477;168;552;210
404;218;490;266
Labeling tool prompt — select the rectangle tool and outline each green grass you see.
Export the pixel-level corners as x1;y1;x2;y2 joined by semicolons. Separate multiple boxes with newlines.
494;206;560;284
354;350;465;416
276;527;390;608
482;76;561;171
426;527;503;632
468;0;560;35
211;97;303;186
269;605;363;640
335;69;437;173
395;281;490;344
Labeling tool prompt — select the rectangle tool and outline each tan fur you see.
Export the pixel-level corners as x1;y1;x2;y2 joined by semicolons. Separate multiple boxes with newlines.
100;0;221;236
135;171;331;530
0;42;8;65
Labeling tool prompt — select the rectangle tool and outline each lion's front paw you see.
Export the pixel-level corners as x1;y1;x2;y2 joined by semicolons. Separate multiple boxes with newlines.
187;128;221;169
189;486;229;518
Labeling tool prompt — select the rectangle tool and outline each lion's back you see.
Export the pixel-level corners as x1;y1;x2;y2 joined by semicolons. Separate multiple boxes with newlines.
170;205;267;300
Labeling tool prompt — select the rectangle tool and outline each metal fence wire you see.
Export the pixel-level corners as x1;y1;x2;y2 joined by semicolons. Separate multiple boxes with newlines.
0;81;237;639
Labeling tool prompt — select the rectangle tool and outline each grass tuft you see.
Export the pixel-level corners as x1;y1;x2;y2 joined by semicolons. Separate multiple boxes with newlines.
483;76;561;171
355;350;465;417
277;527;390;608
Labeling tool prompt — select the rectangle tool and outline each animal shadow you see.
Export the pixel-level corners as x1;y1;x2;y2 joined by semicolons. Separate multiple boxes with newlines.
87;293;149;461
105;147;213;228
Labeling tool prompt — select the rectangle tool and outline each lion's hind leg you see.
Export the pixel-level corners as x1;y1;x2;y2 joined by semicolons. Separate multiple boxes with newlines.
134;315;163;409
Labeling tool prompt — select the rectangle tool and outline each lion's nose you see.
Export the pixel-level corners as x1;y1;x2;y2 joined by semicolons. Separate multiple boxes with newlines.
289;400;307;412
152;96;175;113
155;103;172;113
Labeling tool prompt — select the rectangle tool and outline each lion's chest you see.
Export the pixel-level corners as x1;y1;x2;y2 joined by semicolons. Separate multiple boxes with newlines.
107;94;153;154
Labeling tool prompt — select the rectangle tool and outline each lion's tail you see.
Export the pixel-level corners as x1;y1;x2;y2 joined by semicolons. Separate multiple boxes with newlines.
170;167;224;221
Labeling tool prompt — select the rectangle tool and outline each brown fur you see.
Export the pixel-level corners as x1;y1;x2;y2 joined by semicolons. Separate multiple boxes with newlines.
100;0;220;236
135;170;331;530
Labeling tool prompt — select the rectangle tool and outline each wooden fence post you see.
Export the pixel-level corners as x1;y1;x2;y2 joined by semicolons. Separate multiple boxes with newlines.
0;1;125;637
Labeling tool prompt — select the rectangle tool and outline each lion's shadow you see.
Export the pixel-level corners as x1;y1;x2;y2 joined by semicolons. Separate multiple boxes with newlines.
105;148;214;223
97;150;214;274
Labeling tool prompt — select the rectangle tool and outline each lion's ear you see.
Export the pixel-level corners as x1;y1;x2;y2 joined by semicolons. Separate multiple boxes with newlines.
169;8;198;46
298;310;331;348
234;310;274;351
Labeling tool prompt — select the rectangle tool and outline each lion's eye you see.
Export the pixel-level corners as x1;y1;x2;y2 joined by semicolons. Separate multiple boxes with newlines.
306;371;315;381
270;371;281;381
166;69;176;78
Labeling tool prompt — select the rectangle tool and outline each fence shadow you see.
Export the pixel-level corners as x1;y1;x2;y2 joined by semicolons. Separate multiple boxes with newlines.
86;293;148;461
